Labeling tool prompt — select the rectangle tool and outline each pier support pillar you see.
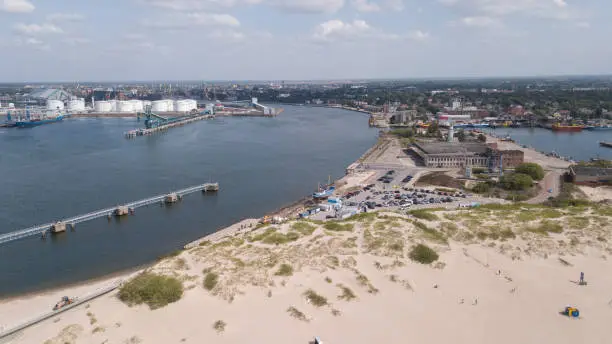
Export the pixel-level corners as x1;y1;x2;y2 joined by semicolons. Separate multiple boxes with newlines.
114;206;129;216
165;193;178;204
51;222;67;233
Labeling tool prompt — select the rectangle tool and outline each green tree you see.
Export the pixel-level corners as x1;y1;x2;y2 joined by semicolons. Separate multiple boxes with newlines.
427;121;439;136
515;163;545;180
472;182;491;194
500;173;533;191
456;129;466;142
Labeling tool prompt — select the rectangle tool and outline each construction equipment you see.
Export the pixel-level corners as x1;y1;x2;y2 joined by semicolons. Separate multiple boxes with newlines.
561;306;580;318
53;296;76;311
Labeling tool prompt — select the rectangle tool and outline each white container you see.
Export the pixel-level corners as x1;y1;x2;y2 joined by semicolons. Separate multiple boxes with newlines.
67;98;85;112
94;101;112;113
151;100;168;112
47;100;64;111
117;101;134;113
129;100;144;112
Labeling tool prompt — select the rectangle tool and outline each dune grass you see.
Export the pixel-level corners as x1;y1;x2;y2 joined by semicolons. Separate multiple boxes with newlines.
409;244;439;264
324;222;355;232
118;272;183;310
275;263;294;276
291;221;317;236
287;306;309;322
409;209;439;221
204;272;219;291
303;289;328;307
336;284;357;301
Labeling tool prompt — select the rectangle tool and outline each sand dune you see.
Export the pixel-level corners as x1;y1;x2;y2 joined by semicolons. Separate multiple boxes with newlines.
1;205;611;344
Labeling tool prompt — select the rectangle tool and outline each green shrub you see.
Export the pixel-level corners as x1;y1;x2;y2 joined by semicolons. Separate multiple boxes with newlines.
527;220;563;235
337;284;357;301
204;272;219;291
515;163;545;181
472;182;491;194
118;273;183;310
303;289;328;307
500;173;533;191
409;244;439;264
275;263;294;276
499;229;516;239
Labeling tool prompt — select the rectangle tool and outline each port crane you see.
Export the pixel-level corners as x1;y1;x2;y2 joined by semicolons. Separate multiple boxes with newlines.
140;105;170;129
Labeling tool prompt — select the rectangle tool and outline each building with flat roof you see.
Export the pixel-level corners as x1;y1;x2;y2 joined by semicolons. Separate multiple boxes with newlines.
569;166;612;185
411;142;524;169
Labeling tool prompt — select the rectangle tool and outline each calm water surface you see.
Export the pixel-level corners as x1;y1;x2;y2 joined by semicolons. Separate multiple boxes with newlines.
0;106;377;297
489;127;612;161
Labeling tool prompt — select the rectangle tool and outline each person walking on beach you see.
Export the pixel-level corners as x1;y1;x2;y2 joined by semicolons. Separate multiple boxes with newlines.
580;272;584;285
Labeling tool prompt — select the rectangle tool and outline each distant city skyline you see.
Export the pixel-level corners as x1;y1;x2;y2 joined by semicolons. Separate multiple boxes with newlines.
1;0;610;82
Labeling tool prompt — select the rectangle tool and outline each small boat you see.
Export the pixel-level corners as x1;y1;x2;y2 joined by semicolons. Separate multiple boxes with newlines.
600;141;612;148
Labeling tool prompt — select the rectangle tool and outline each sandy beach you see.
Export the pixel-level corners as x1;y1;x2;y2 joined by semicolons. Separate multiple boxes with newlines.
1;204;611;344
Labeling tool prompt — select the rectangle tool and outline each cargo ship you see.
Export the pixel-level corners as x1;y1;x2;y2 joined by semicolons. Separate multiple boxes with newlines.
13;109;64;128
551;124;584;132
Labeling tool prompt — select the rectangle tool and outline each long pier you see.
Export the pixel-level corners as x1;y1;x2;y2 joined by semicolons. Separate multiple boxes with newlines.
0;183;219;246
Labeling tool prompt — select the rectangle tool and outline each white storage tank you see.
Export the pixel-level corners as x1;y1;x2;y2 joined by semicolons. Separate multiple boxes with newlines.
164;99;174;112
129;100;144;112
108;100;118;112
94;101;112;113
117;101;134;113
67;98;85;112
47;100;64;111
152;100;169;112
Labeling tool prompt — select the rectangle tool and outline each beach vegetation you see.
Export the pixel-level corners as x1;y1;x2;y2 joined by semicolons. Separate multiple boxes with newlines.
204;272;219;291
198;240;211;246
526;220;563;235
92;326;105;334
304;289;328;307
118;272;183;310
349;212;378;223
275;263;294;276
323;222;354;232
331;308;342;316
409;209;439;221
291;221;317;235
337;284;357;301
325;276;332;283
409;244;439;264
287;307;309;322
355;271;379;294
472;182;491;194
213;320;226;333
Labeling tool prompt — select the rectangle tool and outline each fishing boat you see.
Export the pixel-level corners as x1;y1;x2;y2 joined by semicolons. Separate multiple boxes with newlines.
313;185;335;199
552;124;584;132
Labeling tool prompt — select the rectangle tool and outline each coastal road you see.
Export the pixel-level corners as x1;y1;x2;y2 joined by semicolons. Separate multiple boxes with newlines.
527;171;562;204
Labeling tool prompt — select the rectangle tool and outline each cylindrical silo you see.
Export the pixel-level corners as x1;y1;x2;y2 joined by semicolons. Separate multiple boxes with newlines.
130;100;144;112
152;100;168;112
67;99;85;112
117;101;134;113
94;101;112;113
47;100;64;111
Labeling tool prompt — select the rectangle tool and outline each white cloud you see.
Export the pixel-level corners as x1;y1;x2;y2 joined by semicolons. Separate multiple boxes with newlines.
352;0;380;12
460;16;501;27
140;0;238;11
575;21;590;28
313;19;372;41
1;0;35;13
208;29;246;41
277;0;344;13
188;13;240;26
408;30;430;41
46;13;84;22
14;23;64;35
441;0;576;20
143;12;240;29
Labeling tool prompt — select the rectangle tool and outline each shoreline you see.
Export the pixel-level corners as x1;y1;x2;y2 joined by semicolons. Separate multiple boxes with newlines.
1;107;378;301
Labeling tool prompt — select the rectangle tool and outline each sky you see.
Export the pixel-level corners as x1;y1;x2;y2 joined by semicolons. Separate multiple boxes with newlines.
0;0;610;82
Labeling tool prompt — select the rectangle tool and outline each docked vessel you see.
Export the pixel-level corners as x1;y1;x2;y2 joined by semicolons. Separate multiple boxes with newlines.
15;110;64;128
552;124;584;132
586;125;612;131
313;185;335;199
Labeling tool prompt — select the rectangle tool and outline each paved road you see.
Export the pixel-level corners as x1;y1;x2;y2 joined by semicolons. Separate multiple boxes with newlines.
527;170;562;204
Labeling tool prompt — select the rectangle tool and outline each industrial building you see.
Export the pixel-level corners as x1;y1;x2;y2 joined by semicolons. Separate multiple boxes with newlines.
411;142;524;170
569;166;612;186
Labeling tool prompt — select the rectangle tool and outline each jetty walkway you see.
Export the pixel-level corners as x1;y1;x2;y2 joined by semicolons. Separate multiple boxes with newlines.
0;183;219;246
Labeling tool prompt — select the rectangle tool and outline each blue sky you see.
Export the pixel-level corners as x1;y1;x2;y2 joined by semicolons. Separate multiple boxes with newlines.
0;0;610;81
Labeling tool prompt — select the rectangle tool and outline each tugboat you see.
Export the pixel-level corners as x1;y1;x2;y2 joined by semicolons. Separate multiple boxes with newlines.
552;123;584;132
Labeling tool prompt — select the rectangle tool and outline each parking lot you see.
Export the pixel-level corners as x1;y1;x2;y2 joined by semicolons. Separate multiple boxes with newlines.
307;168;498;221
